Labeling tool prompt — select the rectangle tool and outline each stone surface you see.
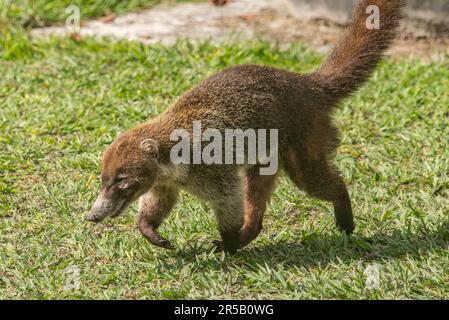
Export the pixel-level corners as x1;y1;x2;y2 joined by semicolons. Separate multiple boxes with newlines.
287;0;449;29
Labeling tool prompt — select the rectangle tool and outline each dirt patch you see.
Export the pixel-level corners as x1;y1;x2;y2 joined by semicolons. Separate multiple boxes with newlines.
32;0;449;58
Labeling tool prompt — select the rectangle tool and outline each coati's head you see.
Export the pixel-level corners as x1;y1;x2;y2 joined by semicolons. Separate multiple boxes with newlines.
86;131;160;222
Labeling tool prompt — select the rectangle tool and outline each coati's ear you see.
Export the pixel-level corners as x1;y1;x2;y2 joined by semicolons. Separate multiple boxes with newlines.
140;138;159;158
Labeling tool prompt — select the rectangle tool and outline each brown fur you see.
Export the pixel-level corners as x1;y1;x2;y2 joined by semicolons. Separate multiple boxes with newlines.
88;0;404;254
241;166;278;247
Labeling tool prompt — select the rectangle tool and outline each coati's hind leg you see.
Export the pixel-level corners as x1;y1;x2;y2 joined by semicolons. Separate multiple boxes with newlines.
138;185;179;250
284;149;355;234
240;166;278;248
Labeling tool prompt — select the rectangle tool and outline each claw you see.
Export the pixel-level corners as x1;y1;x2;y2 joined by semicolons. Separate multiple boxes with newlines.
157;238;175;250
139;219;175;250
144;229;175;250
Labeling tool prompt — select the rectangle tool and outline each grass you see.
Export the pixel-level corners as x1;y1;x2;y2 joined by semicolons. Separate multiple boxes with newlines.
0;0;163;29
0;3;448;299
0;0;198;60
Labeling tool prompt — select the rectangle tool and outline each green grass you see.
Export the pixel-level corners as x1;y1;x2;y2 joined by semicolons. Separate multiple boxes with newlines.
1;0;163;29
0;35;448;299
0;0;197;60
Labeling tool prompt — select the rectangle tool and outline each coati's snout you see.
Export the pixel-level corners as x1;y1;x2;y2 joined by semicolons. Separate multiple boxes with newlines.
86;189;129;222
86;134;160;223
86;178;142;222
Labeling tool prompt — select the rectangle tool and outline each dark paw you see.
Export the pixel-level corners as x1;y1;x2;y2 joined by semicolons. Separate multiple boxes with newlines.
213;240;239;255
213;240;224;253
140;225;176;250
156;239;175;250
337;222;355;235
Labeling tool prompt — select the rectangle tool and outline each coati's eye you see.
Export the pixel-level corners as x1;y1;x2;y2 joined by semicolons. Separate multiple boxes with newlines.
114;175;126;184
114;175;130;189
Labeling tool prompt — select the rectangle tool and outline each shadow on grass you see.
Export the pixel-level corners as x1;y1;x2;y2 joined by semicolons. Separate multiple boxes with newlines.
176;219;449;269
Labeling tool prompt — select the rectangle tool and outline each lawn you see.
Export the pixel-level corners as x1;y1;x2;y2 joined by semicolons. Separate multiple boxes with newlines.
1;4;449;300
1;0;163;29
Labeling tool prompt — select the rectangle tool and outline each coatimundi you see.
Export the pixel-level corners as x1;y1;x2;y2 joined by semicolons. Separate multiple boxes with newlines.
87;0;403;254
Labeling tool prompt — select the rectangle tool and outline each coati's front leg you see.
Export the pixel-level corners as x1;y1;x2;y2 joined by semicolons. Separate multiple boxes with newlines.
212;197;244;255
240;167;278;248
138;185;179;250
207;173;245;255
